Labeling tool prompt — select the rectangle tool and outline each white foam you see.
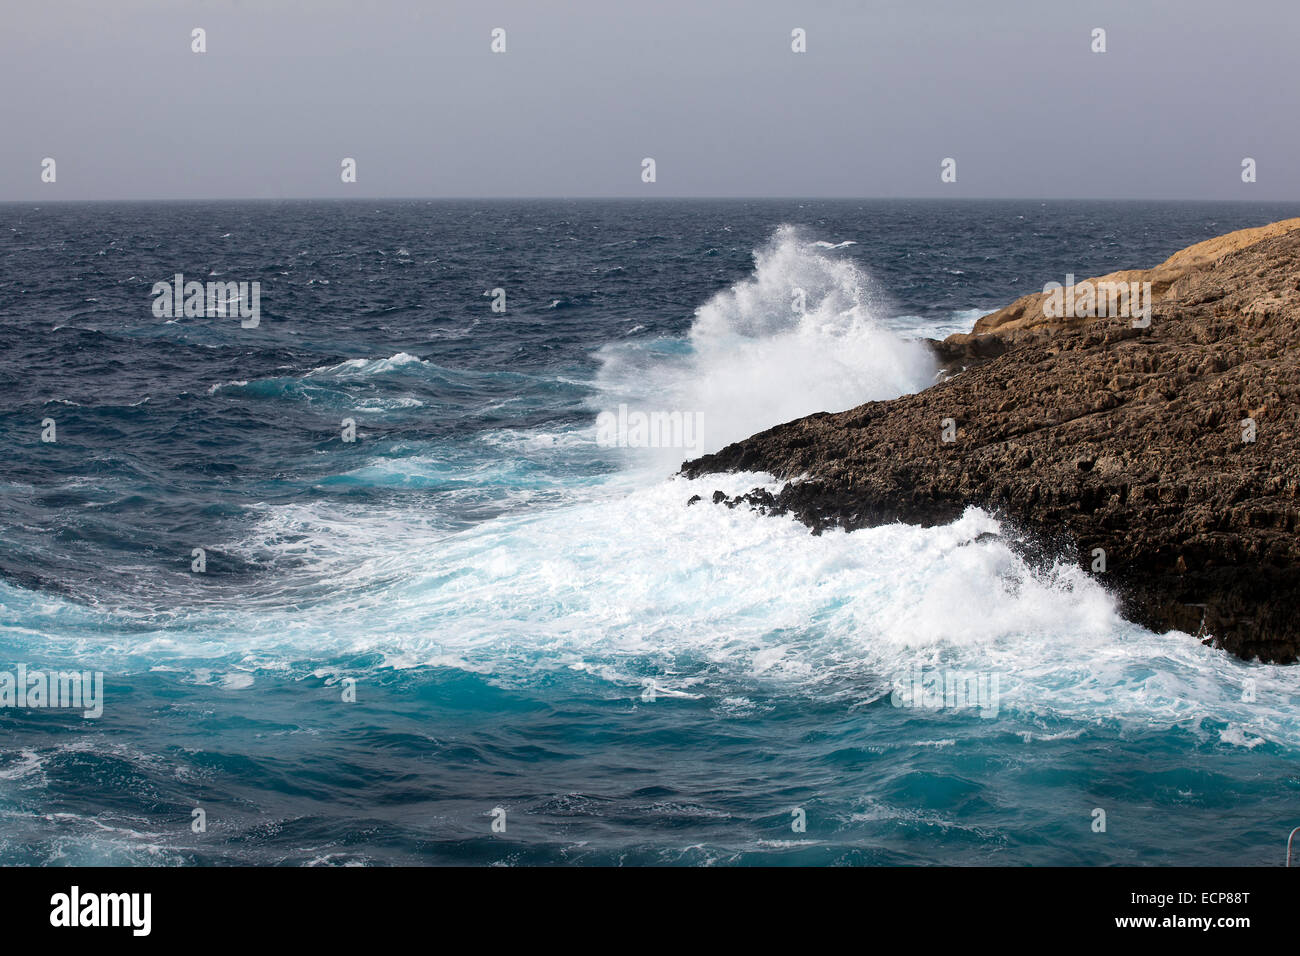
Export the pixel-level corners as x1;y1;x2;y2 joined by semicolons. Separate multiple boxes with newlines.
306;352;426;379
4;227;1298;750
591;225;935;468
3;464;1299;743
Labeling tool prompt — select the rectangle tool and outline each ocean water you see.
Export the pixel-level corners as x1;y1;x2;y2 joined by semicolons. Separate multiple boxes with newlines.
2;198;1299;866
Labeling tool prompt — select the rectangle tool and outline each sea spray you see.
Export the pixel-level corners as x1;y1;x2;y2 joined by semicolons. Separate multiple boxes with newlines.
593;225;935;468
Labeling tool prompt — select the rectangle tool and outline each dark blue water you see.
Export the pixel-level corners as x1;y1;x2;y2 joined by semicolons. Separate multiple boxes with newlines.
2;199;1298;865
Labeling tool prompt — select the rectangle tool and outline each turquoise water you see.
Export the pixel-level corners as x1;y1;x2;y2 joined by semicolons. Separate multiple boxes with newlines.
1;199;1298;865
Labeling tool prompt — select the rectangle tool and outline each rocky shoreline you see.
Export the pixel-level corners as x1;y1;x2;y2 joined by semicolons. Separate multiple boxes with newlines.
682;220;1300;663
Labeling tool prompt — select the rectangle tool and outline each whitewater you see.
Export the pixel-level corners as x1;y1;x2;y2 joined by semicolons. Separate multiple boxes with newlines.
2;199;1298;865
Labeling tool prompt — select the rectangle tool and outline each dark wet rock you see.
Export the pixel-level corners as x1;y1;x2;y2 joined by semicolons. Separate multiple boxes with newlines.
683;224;1300;663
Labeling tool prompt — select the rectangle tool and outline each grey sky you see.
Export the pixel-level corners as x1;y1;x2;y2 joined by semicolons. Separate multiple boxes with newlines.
2;0;1296;201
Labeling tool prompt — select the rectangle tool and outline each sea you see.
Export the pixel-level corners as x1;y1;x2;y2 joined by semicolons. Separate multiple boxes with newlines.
1;198;1298;865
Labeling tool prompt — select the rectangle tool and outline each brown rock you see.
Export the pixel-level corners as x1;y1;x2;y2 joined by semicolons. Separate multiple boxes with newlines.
682;223;1300;663
931;217;1300;375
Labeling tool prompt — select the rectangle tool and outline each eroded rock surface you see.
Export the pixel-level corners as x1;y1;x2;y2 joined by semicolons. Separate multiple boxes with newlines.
683;225;1300;662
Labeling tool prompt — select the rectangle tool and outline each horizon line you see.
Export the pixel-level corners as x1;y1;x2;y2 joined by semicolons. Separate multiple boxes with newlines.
2;195;1297;205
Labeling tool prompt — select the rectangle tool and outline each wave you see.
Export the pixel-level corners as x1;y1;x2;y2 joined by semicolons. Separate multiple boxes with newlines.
304;352;428;379
206;352;504;411
7;224;1297;748
592;225;935;467
3;480;1297;745
887;306;990;340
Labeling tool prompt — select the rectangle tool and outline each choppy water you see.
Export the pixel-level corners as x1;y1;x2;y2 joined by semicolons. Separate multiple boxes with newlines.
2;199;1299;865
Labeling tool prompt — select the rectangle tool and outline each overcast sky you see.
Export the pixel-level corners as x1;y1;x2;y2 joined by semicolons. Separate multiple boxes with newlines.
1;0;1296;201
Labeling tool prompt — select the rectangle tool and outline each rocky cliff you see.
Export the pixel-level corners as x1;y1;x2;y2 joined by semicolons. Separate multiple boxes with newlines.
682;221;1300;663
